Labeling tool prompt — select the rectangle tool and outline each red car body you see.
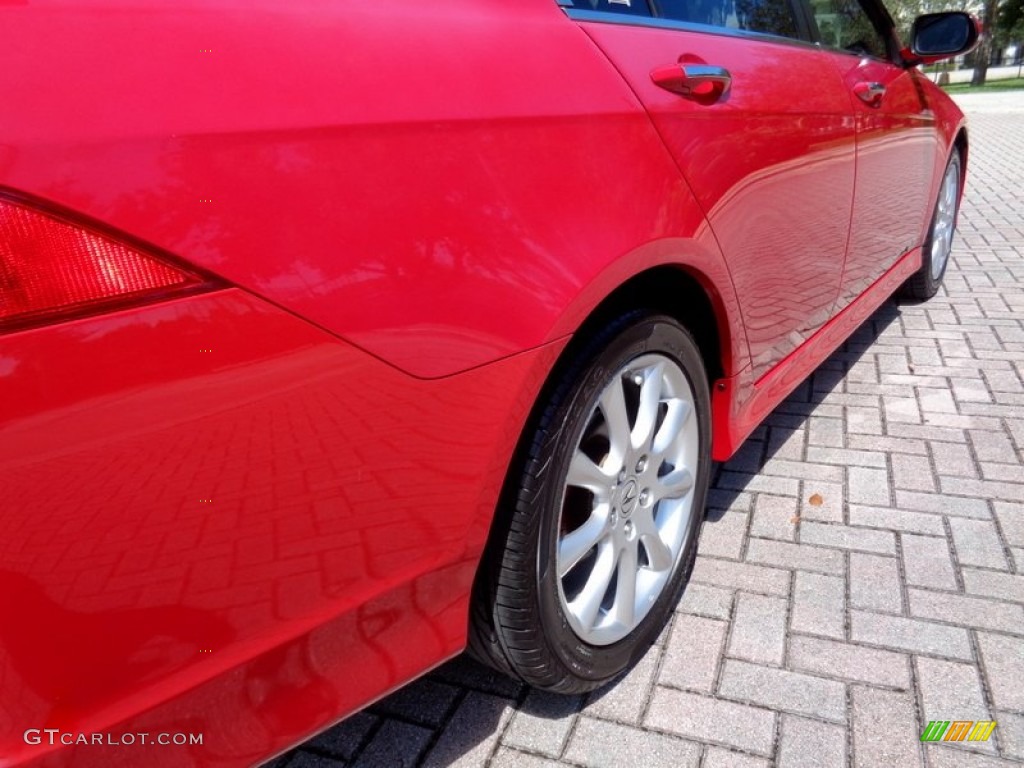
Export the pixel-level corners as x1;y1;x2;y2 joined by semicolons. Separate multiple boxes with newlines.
1;1;967;765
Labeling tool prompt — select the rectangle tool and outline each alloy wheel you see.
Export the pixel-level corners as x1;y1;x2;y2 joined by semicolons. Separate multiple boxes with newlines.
930;160;960;281
555;353;700;646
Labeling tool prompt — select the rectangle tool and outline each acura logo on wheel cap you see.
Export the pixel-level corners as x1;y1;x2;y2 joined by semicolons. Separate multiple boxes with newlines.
620;478;639;516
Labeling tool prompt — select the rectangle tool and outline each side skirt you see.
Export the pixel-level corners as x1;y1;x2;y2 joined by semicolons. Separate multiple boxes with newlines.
710;247;922;461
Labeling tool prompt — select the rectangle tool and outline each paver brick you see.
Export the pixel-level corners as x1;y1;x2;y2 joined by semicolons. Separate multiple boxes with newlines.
788;635;910;689
804;447;887;468
727;592;787;666
699;511;749;559
745;539;845;575
372;679;461;727
790;571;844;639
916;657;995;753
702;747;771;768
691;556;791;597
994;711;1024;762
800;522;895;554
285;753;345;768
901;533;958;590
941;476;1024;503
502;691;581;758
962;568;1024;603
778;715;846;768
849;552;903;613
562;717;701;768
352;721;433;768
1012;547;1024;571
762;458;843;483
659;614;726;693
894;489;992;518
851;687;922;768
908;588;1024;634
850;610;973;660
925;745;1022;768
949;518;1011;570
750;494;798;541
848;504;946;535
421;692;514;768
930;440;979;478
677;582;733;619
644;688;775;756
847;466;892;506
891;453;937;492
992;501;1024;547
976;633;1024;711
798;481;844;523
717;659;846;723
582;645;659;725
303;712;376;761
490;749;561;768
807;416;844;448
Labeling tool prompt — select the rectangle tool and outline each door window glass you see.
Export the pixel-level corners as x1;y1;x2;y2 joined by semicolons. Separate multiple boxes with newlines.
655;0;801;39
809;0;888;58
570;0;654;15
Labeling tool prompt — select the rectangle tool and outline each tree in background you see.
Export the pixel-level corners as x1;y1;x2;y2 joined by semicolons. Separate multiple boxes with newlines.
999;0;1024;49
972;0;1001;84
885;0;1022;85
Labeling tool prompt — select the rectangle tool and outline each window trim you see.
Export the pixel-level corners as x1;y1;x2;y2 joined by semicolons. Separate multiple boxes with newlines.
564;7;822;50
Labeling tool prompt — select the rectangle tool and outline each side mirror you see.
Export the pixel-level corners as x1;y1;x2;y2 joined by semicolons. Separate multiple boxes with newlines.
908;12;981;65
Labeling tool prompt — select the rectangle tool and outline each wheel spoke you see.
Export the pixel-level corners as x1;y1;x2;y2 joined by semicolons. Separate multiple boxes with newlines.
567;450;614;498
652;398;690;457
612;543;638;627
570;538;617;630
944;172;957;210
656;466;694;501
558;512;609;578
631;362;664;451
598;376;631;473
635;510;673;571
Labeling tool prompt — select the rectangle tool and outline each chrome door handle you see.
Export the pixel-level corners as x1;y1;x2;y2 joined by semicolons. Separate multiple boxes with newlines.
651;64;731;102
853;81;886;107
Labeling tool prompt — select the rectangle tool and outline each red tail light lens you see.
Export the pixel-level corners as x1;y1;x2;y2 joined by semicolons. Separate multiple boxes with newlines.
1;198;208;331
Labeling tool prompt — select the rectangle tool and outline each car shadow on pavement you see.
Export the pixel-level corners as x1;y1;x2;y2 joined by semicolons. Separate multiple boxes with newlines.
705;298;904;521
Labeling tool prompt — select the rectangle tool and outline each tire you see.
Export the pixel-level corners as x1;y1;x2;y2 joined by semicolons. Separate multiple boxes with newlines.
902;151;962;301
469;312;711;692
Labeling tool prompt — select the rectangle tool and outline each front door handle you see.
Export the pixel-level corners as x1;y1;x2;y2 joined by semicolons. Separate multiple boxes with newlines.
853;81;886;107
651;64;731;102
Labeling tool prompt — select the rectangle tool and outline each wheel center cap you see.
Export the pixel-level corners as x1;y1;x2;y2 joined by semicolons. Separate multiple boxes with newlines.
620;478;639;516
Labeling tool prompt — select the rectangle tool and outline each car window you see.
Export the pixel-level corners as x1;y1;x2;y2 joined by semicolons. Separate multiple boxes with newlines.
654;0;802;39
809;0;888;58
570;0;654;15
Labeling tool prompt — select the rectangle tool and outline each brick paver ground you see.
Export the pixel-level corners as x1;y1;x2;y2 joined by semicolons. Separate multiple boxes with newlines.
279;92;1024;767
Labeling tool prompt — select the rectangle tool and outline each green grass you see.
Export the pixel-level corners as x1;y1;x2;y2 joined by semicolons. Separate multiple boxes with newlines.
941;77;1024;94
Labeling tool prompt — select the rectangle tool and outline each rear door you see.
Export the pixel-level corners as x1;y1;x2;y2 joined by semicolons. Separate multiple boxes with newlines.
807;0;938;307
566;1;858;379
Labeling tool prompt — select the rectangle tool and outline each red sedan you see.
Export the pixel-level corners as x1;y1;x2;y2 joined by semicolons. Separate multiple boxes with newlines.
1;1;977;766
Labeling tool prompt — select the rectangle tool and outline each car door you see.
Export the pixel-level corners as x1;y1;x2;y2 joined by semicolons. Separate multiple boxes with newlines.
565;0;858;379
807;0;938;307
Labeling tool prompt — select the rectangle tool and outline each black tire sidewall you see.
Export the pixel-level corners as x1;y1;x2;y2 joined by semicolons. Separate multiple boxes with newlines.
531;315;711;684
920;152;962;295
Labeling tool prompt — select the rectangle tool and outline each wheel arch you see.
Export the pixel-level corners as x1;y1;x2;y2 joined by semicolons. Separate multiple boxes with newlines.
565;265;729;385
468;263;728;676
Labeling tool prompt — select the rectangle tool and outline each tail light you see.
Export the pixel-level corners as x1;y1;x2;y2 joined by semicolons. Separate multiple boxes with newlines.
0;197;213;332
